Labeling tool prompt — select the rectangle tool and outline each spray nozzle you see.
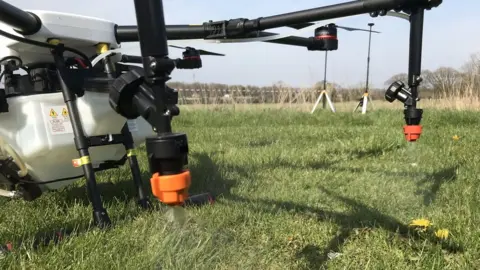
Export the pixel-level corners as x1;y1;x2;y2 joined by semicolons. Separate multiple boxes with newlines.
384;81;424;142
403;125;422;142
403;107;423;142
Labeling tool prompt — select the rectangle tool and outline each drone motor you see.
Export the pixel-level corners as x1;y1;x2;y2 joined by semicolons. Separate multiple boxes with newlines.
315;24;338;50
307;23;339;51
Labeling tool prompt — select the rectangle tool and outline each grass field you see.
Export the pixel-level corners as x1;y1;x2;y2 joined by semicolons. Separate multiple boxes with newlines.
1;105;480;269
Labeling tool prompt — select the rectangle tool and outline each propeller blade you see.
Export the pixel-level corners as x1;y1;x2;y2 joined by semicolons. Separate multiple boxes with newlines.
168;45;225;56
286;22;315;29
286;23;380;34
196;50;225;56
336;25;381;33
169;45;186;49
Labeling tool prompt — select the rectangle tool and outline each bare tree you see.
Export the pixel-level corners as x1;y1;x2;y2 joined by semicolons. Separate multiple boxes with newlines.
424;67;462;98
459;52;480;97
384;73;408;86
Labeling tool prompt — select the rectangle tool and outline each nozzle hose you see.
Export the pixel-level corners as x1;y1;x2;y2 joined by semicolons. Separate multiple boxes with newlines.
182;193;215;207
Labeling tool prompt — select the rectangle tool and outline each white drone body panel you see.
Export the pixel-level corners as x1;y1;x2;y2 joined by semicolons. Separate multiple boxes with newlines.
0;10;122;65
0;11;155;191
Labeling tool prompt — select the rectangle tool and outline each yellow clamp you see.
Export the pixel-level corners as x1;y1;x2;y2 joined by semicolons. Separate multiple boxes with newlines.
126;149;137;157
72;156;91;168
96;43;109;54
363;92;369;97
47;39;61;45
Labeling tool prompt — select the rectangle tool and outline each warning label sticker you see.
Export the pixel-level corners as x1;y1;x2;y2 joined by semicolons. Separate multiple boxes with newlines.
50;109;58;117
43;105;73;135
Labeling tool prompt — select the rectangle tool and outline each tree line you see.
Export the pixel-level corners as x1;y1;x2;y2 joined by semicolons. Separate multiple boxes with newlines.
384;52;480;100
167;52;480;104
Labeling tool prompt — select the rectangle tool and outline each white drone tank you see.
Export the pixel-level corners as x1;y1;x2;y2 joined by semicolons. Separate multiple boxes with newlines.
0;91;155;191
0;10;156;191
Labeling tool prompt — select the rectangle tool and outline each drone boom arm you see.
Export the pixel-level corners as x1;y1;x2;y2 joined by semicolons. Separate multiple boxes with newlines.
115;0;439;42
115;25;314;48
242;0;438;31
0;0;41;35
116;25;205;41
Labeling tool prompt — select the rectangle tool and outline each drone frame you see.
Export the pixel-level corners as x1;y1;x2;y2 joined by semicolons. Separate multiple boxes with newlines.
0;0;441;228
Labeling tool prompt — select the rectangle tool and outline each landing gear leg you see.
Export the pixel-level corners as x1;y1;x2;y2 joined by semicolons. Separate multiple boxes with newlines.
121;123;151;209
52;46;111;228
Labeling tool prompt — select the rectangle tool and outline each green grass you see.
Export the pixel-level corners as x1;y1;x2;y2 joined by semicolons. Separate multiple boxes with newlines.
1;107;480;269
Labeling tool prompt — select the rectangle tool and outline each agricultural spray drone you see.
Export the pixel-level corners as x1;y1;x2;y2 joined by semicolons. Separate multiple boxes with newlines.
0;0;441;228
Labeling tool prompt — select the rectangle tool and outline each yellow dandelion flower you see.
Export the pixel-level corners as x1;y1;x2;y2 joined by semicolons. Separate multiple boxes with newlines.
452;135;460;141
435;229;449;240
409;218;432;228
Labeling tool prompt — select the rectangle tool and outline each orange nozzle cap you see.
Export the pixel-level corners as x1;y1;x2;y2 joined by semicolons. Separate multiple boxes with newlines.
150;170;191;205
403;125;422;142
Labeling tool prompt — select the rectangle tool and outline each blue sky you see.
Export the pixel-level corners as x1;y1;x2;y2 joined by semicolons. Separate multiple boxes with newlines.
5;0;480;89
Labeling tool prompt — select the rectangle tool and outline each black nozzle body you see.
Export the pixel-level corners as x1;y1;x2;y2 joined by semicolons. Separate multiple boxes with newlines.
404;107;423;125
109;67;179;126
146;133;188;176
385;81;416;105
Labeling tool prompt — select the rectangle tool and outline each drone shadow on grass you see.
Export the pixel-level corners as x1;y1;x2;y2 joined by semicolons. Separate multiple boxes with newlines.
322;142;403;160
178;153;464;268
332;164;460;207
415;166;459;206
311;141;461;207
194;153;464;267
178;154;464;268
0;151;243;254
351;144;403;159
239;187;464;269
2;147;462;264
60;151;244;207
1;175;155;254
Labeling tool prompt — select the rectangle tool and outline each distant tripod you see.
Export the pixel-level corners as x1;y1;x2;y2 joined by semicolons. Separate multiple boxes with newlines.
311;50;335;113
354;22;377;114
